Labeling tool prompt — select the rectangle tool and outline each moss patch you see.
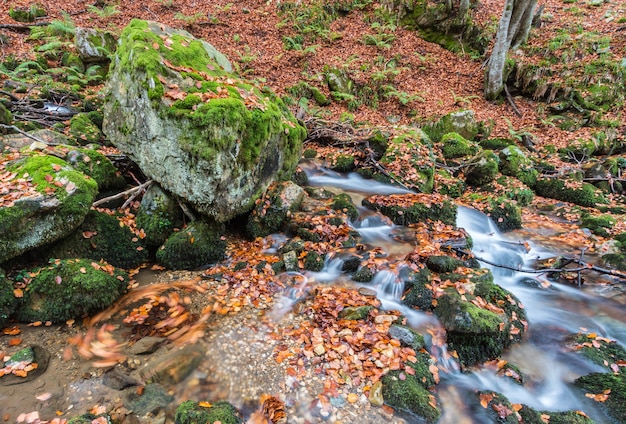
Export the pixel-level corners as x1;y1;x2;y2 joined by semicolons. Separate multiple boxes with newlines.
362;193;457;226
15;258;128;323
175;400;243;424
156;220;226;270
0;269;17;328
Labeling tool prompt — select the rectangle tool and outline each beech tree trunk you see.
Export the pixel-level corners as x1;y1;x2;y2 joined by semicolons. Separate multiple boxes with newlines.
484;0;537;100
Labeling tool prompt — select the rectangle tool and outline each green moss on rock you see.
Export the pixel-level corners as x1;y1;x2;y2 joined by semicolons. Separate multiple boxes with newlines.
43;210;149;269
464;150;499;187
136;184;184;248
175;400;243;424
156;220;226;270
567;332;626;372
0;269;16;329
580;213;615;237
15;258;128;323
69;113;103;145
331;154;356;172
331;193;359;221
362;193;457;226
575;373;626;422
62;146;125;191
534;179;606;207
440;132;478;159
382;369;440;423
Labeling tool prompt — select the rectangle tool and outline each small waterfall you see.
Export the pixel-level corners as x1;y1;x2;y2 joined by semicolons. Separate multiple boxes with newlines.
372;269;404;303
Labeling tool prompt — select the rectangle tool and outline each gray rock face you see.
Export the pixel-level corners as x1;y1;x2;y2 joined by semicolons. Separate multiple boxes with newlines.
74;27;117;63
103;20;306;222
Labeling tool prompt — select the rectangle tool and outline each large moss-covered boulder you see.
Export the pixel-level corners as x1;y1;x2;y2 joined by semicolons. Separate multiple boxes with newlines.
0;269;16;329
43;210;149;269
103;20;306;222
14;258;128;323
136;183;184;248
0;152;98;264
156;220;226;270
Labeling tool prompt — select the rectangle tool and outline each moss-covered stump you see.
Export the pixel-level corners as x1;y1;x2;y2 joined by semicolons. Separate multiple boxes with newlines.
156;220;226;270
136;184;184;248
246;181;305;238
534;178;606;207
440;132;479;159
433;269;526;366
464;150;499;187
175;400;243;424
0;269;16;329
42;210;148;269
0;152;98;264
379;129;435;193
362;193;457;226
14;258;128;323
575;373;626;422
103;20;306;223
382;366;440;423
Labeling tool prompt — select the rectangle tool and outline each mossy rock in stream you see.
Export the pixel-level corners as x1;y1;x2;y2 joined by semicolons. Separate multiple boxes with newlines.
0;269;16;329
175;400;243;424
156;220;226;270
41;210;148;269
434;269;526;366
401;267;433;311
575;373;626;422
567;332;626;373
382;365;440;423
330;193;359;221
362;193;457;226
67;413;112;424
14;258;128;323
518;405;594;424
246;181;305;238
534;178;606;207
380;129;435;193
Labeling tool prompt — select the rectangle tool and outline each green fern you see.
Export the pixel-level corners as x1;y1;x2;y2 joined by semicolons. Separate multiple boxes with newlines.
87;4;120;18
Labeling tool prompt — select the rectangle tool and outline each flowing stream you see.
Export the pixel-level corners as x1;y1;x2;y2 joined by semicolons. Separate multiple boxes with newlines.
302;163;626;423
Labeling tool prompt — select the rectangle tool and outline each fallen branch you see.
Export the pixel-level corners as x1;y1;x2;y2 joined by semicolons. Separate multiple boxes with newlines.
0;22;49;32
503;84;523;118
93;180;153;208
0;124;58;144
454;248;626;281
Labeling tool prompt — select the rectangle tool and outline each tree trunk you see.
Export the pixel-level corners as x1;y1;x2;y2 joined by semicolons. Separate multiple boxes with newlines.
484;0;536;100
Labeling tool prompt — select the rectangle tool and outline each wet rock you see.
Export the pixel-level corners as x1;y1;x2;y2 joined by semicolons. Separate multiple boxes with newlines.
368;380;384;406
426;255;464;273
341;256;361;273
389;324;425;351
282;250;299;272
138;344;205;385
567;332;626;373
303;251;324;272
575;373;626;423
0;345;50;386
103;368;140;390
330;193;359;221
175;400;243;424
124;383;174;416
362;193;457;226
129;337;166;355
381;369;440;423
353;266;374;283
247;181;305;238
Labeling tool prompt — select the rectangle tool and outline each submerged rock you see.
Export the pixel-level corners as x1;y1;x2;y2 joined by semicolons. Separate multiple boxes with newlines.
103;20;306;222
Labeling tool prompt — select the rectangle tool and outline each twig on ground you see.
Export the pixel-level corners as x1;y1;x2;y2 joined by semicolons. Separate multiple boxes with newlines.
503;84;523;118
